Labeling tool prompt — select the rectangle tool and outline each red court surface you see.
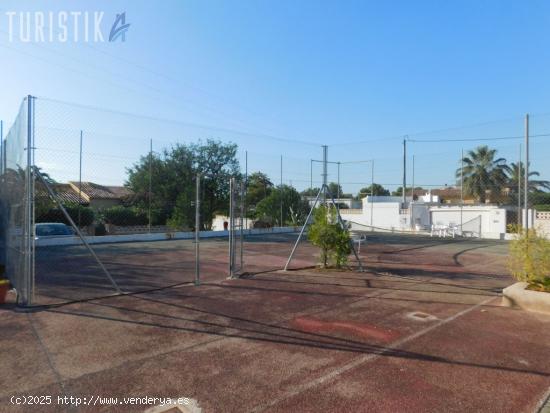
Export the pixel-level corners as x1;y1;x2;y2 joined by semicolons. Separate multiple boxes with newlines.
1;233;550;412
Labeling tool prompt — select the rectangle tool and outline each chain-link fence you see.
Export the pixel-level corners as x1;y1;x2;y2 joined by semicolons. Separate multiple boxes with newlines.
2;96;549;306
0;96;33;306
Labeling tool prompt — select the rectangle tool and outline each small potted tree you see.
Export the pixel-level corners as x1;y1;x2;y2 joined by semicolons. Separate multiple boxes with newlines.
503;228;550;313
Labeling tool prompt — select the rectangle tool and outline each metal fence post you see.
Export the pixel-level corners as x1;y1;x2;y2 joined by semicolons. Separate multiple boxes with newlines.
524;114;529;231
229;177;234;277
195;173;200;286
24;95;34;306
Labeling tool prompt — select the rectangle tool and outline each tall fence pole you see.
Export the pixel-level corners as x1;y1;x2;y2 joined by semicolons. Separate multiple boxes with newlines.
78;130;83;228
25;96;34;306
0;120;3;173
229;177;234;277
148;138;153;233
524;114;529;231
460;148;464;232
280;155;283;226
310;159;313;190
244;150;248;230
518;144;522;228
370;160;374;230
402;137;407;205
410;155;415;229
195;174;200;286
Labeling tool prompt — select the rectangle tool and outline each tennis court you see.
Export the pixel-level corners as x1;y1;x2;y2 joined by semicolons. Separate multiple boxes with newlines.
2;232;550;412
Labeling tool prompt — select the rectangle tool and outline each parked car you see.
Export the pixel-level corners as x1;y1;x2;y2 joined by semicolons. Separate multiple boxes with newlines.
35;223;75;239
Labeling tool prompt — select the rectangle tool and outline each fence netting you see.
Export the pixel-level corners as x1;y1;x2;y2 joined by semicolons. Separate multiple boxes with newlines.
0;98;33;305
2;96;549;306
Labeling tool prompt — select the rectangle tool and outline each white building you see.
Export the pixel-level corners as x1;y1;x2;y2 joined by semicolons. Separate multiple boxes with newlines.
339;193;510;239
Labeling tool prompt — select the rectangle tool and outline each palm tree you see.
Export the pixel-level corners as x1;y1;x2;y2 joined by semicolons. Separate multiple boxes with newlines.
507;162;550;194
456;145;510;203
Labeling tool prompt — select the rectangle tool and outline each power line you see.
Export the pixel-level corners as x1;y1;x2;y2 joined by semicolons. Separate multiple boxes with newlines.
407;133;550;143
36;96;320;147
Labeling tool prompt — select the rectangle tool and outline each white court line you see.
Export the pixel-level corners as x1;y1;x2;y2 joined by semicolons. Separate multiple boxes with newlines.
535;385;550;413
250;296;497;413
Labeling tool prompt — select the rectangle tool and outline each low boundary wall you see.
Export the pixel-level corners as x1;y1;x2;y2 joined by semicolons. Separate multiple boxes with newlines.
36;226;300;247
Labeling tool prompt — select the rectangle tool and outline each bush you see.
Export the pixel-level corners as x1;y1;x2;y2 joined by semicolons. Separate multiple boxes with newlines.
308;205;351;269
37;204;95;227
508;228;550;292
102;206;148;226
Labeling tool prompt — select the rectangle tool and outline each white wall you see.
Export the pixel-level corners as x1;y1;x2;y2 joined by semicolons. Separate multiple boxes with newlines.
212;215;254;231
430;206;507;239
341;201;407;230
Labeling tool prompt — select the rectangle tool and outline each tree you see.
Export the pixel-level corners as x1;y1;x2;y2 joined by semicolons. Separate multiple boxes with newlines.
507;162;550;194
327;182;343;198
456;145;509;204
255;185;309;226
126;140;240;229
191;140;241;222
301;187;321;197
246;172;273;217
307;205;351;268
358;183;390;198
392;187;403;197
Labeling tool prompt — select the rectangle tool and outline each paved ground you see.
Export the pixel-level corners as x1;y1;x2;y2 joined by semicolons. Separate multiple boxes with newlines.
1;233;550;412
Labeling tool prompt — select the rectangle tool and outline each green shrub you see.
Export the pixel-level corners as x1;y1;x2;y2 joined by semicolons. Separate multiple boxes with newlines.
508;228;550;292
102;206;148;226
308;205;352;269
37;204;95;227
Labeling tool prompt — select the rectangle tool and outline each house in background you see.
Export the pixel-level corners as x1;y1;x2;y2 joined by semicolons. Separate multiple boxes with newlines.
52;181;132;210
339;192;510;239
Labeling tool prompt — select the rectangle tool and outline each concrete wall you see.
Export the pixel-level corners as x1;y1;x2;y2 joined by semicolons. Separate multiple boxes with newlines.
534;211;550;236
36;226;299;247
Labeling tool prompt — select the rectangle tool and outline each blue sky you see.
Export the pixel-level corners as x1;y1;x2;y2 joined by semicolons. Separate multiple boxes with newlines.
1;0;549;194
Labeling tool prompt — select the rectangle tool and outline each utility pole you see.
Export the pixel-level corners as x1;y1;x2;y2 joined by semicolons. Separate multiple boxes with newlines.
310;159;313;191
524;114;529;231
518;144;522;228
337;161;341;213
402;137;407;205
195;174;200;286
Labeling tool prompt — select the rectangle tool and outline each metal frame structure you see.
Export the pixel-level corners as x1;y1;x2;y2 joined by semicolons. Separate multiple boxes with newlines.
285;146;364;272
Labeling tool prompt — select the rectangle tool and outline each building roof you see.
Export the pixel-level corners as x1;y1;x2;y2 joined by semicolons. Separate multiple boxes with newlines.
68;182;132;202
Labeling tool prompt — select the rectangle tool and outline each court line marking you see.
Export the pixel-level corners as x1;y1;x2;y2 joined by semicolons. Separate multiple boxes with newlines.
535;385;550;413
250;296;497;413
